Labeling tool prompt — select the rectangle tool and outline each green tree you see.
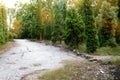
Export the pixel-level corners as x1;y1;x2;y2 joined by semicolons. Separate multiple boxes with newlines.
51;0;66;44
15;2;40;39
83;0;98;53
115;0;120;44
118;0;120;19
0;1;8;44
97;1;117;47
64;8;85;49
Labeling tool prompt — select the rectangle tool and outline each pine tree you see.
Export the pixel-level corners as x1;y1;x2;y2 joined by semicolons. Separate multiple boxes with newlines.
64;8;85;49
118;0;120;19
97;1;117;47
51;1;65;44
0;2;8;44
83;0;98;53
115;0;120;44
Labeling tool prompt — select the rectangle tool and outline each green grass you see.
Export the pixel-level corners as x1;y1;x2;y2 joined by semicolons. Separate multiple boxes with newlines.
110;58;120;65
77;43;120;55
39;64;74;80
95;46;120;55
0;41;14;55
0;43;7;51
38;61;105;80
78;43;86;53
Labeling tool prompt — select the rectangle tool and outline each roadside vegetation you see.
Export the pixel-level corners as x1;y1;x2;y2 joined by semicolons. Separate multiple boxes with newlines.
77;44;120;56
110;58;120;65
40;64;74;80
38;60;115;80
0;1;15;49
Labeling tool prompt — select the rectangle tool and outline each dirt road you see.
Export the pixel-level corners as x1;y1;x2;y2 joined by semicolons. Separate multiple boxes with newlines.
0;39;77;80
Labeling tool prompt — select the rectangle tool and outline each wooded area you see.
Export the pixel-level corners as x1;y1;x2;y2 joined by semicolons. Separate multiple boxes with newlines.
0;2;8;44
0;0;120;53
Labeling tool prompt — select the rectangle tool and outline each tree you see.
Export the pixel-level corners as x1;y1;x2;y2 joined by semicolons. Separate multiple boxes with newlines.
97;1;117;47
15;2;40;39
118;0;120;19
51;0;66;44
0;1;8;44
64;8;85;49
115;0;120;44
40;0;53;40
83;0;98;53
11;19;22;38
7;8;15;30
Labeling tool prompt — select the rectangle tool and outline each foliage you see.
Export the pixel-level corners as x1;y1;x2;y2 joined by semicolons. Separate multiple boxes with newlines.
83;0;98;53
51;0;65;44
118;0;120;19
64;8;85;49
97;1;117;47
115;0;120;44
40;64;74;80
77;43;120;56
110;58;120;66
15;2;40;39
12;0;120;53
96;46;120;55
0;2;8;44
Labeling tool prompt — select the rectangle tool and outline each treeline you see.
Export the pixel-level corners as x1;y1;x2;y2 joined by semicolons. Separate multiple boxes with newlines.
12;0;120;53
0;2;8;45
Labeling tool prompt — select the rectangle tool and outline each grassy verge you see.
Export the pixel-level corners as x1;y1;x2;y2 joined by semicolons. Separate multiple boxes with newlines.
31;39;120;56
38;61;108;80
78;43;86;53
39;64;74;80
0;41;14;54
78;43;120;56
0;43;8;51
95;46;120;56
110;58;120;66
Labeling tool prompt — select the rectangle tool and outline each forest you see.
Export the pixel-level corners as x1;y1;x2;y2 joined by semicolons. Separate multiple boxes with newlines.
0;0;120;53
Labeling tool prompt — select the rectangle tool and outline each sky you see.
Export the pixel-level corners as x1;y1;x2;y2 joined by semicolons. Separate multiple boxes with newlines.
2;0;30;8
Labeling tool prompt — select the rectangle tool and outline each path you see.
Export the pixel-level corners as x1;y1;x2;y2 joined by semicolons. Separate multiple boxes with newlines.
0;39;78;80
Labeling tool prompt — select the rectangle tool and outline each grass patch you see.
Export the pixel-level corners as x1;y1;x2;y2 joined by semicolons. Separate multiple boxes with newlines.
77;43;120;55
78;43;86;53
95;46;120;55
110;58;120;66
39;64;74;80
0;41;14;55
38;61;99;80
0;43;8;51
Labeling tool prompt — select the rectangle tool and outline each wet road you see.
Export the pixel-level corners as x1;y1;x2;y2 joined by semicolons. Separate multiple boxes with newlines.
0;39;74;80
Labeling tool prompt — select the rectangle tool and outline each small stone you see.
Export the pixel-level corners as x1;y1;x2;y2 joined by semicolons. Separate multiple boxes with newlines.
85;55;92;59
19;67;28;70
89;59;98;62
33;63;41;67
100;69;105;74
87;66;92;71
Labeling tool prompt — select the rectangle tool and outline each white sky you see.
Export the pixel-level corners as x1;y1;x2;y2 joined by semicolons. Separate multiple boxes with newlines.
2;0;30;8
